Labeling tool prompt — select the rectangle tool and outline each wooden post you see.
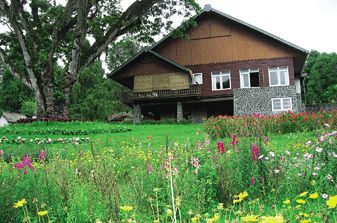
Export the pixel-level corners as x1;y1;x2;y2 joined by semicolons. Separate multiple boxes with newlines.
177;101;183;123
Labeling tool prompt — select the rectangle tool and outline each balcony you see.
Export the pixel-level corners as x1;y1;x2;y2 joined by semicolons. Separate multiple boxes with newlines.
124;85;201;102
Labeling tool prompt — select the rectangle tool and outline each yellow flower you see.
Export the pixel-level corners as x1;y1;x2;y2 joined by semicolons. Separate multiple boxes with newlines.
191;216;200;222
309;193;318;199
296;199;306;204
300;220;311;223
37;210;48;216
153;220;159;223
299;192;308;197
326;195;337;209
233;191;248;203
166;208;173;216
283;199;291;205
120;205;133;212
13;199;27;209
212;213;220;222
260;215;284;223
299;212;309;217
241;215;258;222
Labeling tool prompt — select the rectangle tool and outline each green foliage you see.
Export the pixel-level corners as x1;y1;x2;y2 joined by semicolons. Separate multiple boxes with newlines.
0;121;336;222
205;111;337;138
69;62;130;120
20;100;37;117
0;70;34;113
305;51;337;104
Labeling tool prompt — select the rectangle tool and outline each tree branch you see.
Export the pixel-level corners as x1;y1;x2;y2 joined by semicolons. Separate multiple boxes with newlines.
0;48;32;89
81;0;158;67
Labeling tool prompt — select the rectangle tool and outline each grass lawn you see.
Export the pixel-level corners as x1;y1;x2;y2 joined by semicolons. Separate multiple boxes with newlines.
0;121;316;155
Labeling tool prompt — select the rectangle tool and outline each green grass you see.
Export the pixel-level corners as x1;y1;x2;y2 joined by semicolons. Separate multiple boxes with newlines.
0;121;316;158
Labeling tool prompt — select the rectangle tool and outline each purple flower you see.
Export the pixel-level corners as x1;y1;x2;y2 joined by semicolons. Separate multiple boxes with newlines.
251;145;259;161
217;141;225;154
147;164;153;173
14;155;34;174
230;134;238;146
39;150;46;162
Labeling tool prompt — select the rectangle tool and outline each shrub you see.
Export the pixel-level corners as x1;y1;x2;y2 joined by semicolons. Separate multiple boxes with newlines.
20;100;37;117
205;111;337;139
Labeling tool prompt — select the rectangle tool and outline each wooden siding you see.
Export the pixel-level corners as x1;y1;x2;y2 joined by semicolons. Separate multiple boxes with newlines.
117;54;183;78
154;14;299;67
134;72;190;93
187;57;295;97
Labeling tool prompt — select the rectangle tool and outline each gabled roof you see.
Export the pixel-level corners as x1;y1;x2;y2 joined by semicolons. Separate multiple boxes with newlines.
109;4;308;78
151;4;308;54
108;49;191;78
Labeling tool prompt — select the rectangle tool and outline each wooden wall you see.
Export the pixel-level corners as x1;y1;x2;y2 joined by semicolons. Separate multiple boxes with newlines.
118;54;182;78
154;14;300;68
188;57;294;97
134;72;190;92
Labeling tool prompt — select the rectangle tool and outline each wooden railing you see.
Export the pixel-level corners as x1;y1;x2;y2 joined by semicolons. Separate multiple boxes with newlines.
124;85;201;101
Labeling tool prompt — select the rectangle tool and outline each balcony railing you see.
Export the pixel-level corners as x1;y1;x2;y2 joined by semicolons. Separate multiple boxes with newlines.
124;85;201;101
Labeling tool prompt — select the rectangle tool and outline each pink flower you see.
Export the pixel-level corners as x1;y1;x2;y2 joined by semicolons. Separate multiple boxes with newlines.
0;150;4;156
147;164;153;173
264;136;269;144
253;112;261;118
197;141;203;149
192;157;200;168
204;138;210;147
251;145;259;161
39;150;46;161
217;141;225;154
230;134;238;146
13;155;34;174
251;176;256;185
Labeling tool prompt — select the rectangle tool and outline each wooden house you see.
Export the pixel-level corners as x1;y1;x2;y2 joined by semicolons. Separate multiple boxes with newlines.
109;4;308;123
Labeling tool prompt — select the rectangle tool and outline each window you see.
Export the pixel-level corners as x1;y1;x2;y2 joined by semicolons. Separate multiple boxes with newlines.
272;98;292;112
240;69;260;88
269;67;289;86
211;70;231;90
192;73;203;85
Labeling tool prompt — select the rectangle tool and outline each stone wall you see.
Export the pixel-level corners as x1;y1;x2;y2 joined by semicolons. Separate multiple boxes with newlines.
233;85;299;115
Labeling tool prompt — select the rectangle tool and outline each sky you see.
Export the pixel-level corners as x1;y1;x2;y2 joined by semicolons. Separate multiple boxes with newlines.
1;0;336;54
122;0;337;53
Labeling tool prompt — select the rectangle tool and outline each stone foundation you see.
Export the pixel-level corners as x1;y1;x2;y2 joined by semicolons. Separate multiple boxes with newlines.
233;86;299;115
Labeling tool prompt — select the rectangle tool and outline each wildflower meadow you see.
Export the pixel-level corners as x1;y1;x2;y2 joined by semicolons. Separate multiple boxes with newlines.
0;112;336;222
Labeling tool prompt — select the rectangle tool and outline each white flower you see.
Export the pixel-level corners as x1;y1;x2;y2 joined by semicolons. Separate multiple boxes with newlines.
315;147;323;153
286;150;291;156
297;173;303;177
312;172;318;176
326;174;334;181
258;155;264;159
274;169;280;174
322;194;329;199
314;166;320;171
306;140;312;145
269;152;275;158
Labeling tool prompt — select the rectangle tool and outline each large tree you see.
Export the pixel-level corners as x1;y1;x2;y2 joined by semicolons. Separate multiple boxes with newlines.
0;0;199;117
305;51;337;104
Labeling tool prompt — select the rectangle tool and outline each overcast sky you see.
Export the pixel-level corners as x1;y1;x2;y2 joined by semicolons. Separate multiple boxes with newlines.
123;0;337;53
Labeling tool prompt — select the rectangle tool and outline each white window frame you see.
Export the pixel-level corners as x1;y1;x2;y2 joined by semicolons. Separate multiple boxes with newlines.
268;66;290;87
271;97;292;112
191;73;203;85
239;68;260;88
211;70;231;91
